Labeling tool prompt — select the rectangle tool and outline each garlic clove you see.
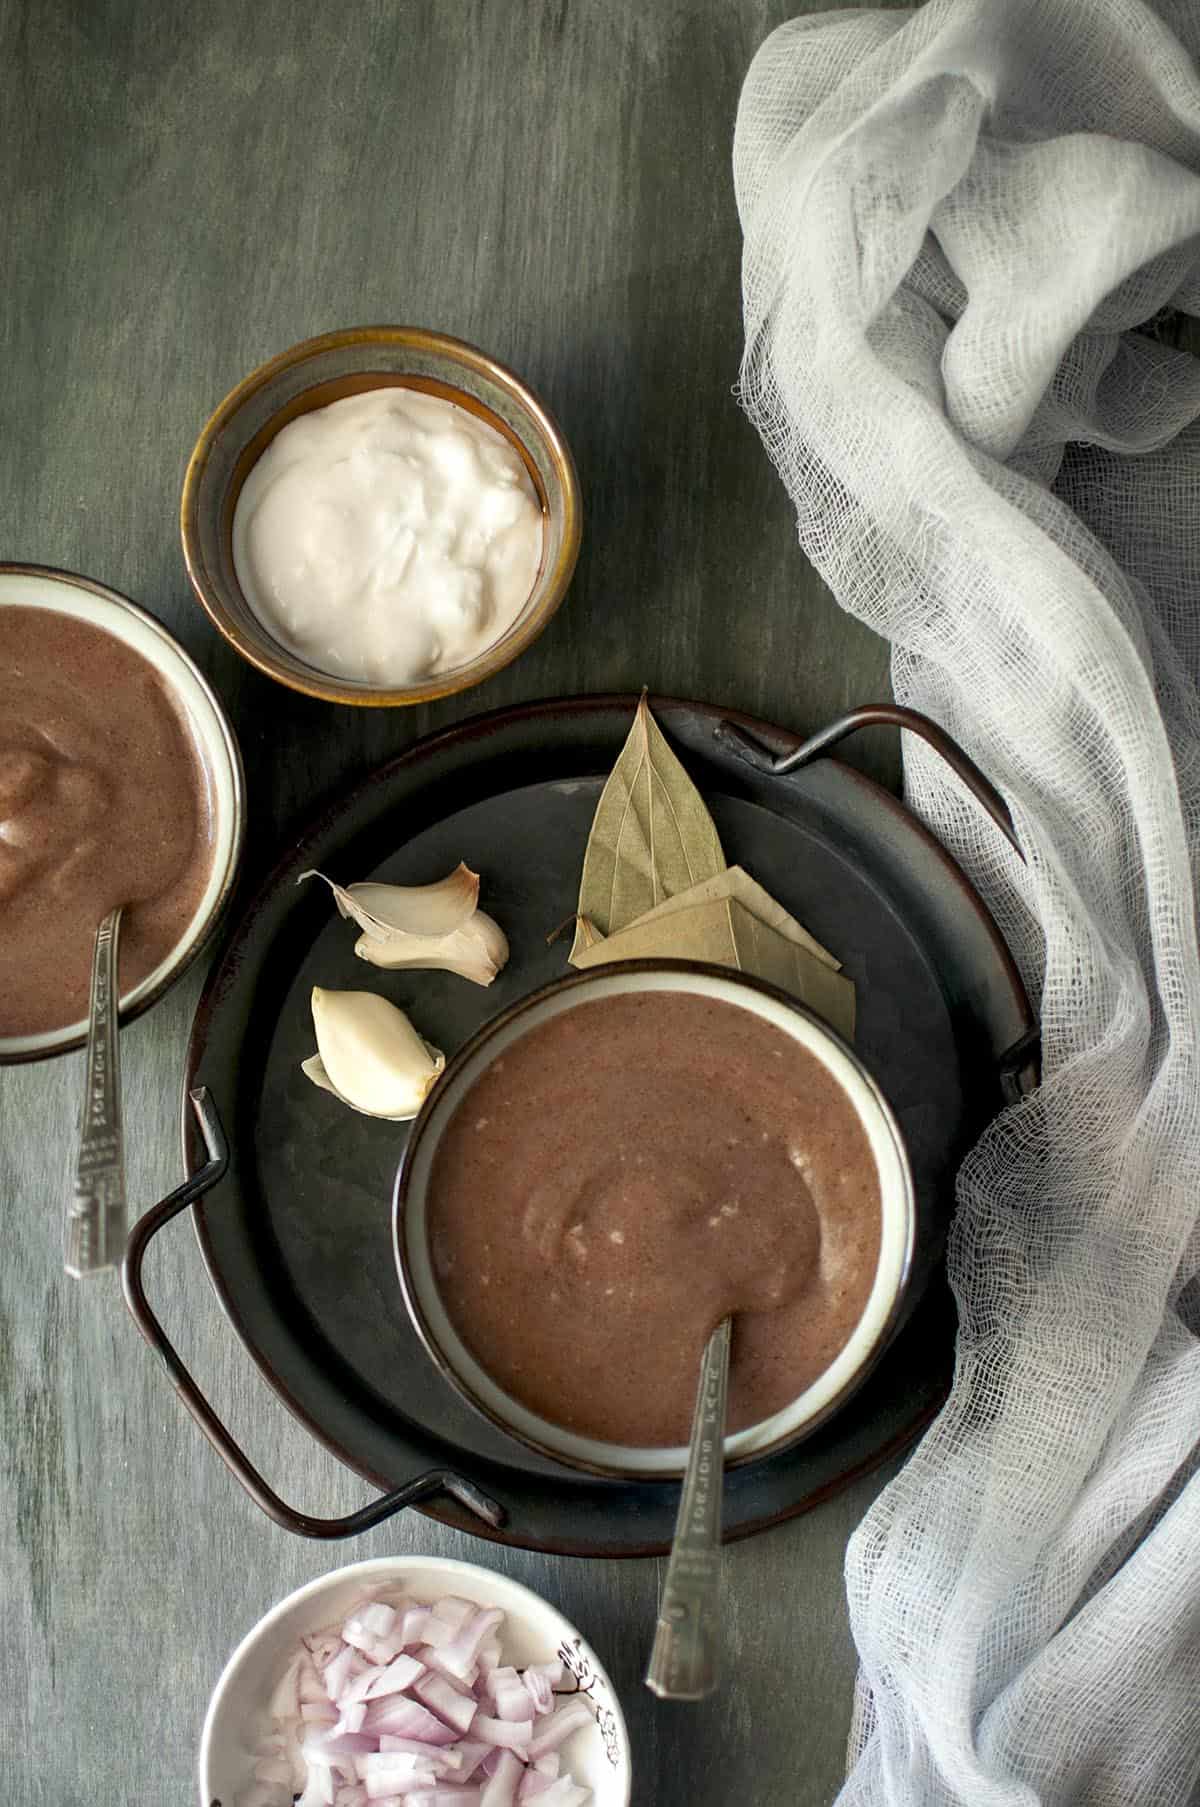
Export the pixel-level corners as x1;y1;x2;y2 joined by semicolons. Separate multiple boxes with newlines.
301;1053;375;1114
353;910;510;986
299;863;480;942
304;987;445;1120
303;1050;431;1123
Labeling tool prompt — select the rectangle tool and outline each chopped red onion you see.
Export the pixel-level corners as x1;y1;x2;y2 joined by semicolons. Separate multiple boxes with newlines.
435;1610;506;1684
471;1714;533;1753
305;1731;377;1761
526;1705;594;1762
342;1619;381;1657
354;1654;426;1703
244;1594;593;1807
343;1606;412;1667
360;1748;440;1797
396;1606;435;1647
430;1597;476;1633
332;1704;367;1736
377;1737;462;1772
361;1696;460;1745
486;1669;532;1724
453;1739;490;1781
479;1748;523;1806
406;1792;484;1807
296;1765;335;1807
414;1671;479;1734
416;1616;454;1651
415;1645;480;1692
323;1646;364;1701
520;1664;562;1720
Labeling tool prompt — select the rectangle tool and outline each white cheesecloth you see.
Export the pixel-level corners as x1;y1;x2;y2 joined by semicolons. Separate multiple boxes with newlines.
734;3;1200;1802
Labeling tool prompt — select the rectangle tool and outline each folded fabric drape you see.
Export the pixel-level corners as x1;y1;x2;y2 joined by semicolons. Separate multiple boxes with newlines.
735;4;1200;1801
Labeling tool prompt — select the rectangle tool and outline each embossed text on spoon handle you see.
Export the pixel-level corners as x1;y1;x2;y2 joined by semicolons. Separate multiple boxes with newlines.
65;906;125;1277
645;1313;731;1701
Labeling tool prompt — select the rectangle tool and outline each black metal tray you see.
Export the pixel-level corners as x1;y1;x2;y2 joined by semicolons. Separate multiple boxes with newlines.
124;695;1035;1557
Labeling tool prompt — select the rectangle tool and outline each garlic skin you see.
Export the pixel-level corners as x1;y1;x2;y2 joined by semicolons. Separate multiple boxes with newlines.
353;911;509;985
303;987;444;1121
300;863;509;987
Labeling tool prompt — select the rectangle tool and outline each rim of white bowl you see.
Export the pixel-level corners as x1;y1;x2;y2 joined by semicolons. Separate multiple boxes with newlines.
198;1553;633;1807
0;563;245;1063
395;961;917;1481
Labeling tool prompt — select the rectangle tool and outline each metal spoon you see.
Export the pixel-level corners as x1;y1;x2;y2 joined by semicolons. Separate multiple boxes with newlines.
64;905;126;1277
645;1313;731;1700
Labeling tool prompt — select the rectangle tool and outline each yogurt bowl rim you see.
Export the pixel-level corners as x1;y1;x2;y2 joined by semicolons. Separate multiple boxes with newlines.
393;958;918;1482
197;1551;633;1807
0;562;245;1065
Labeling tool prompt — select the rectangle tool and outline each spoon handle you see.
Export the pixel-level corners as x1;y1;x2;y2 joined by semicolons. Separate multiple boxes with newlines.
645;1314;731;1701
65;906;126;1278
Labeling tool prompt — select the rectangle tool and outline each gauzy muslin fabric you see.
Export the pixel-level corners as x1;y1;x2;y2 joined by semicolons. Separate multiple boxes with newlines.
734;3;1200;1802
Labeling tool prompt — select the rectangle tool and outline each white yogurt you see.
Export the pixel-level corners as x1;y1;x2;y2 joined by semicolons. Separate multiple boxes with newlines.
232;388;544;686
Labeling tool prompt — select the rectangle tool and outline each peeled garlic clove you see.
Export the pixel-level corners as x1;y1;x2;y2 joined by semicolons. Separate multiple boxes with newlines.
304;987;444;1120
299;864;480;942
353;911;509;986
301;1053;374;1114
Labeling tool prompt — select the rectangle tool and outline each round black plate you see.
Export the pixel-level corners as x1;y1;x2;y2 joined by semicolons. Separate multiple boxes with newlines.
186;695;1032;1557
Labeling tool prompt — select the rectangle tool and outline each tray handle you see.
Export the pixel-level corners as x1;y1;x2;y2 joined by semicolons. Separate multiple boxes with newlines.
715;702;1023;861
121;1086;506;1540
716;701;1040;1094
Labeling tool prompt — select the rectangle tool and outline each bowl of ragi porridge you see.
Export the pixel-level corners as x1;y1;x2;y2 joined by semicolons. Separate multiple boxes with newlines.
0;564;244;1063
394;961;915;1479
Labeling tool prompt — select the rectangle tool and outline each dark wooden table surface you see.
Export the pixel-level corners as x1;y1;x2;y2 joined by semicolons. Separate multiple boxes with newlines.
0;3;902;1801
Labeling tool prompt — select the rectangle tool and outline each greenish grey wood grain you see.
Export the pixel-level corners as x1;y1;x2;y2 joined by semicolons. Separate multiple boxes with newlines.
0;1;904;1801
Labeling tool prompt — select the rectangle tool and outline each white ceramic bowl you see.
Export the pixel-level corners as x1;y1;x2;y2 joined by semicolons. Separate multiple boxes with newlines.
396;961;916;1480
199;1554;632;1807
0;564;244;1063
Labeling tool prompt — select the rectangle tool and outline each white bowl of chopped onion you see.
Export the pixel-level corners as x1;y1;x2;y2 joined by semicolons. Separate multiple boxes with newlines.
199;1555;631;1807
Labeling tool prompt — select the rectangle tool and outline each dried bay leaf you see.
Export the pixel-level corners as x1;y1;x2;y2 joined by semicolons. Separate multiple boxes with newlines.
566;696;857;1039
572;895;856;1042
621;865;842;971
569;695;725;963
